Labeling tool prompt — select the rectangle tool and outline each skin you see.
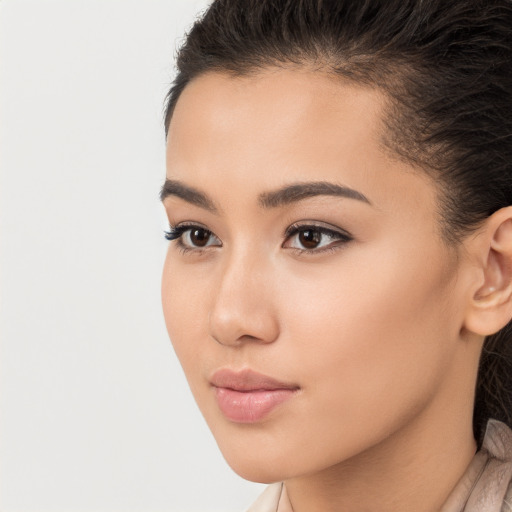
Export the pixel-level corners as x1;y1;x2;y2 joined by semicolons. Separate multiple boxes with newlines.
161;68;512;512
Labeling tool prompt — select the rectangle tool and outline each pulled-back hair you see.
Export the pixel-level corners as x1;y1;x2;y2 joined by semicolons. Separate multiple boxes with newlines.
164;0;512;445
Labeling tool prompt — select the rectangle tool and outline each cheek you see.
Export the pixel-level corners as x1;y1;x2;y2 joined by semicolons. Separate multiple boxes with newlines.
161;253;211;372
276;241;458;445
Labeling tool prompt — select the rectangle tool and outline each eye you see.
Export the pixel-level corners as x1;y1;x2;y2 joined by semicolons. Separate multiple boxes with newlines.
165;224;221;251
283;223;352;254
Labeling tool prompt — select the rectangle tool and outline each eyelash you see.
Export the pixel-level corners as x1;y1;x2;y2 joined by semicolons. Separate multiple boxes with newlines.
284;223;353;255
164;223;218;255
164;222;353;256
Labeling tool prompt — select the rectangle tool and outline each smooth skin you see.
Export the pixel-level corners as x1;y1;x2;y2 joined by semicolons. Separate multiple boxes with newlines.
161;68;512;512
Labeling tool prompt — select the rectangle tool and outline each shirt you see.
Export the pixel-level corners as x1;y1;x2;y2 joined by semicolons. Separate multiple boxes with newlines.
246;419;512;512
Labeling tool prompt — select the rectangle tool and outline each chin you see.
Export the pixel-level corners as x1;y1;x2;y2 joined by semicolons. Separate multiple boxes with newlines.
214;434;304;484
224;455;289;484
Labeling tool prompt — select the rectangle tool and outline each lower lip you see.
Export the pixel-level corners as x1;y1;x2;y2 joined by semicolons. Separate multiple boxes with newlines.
214;387;297;423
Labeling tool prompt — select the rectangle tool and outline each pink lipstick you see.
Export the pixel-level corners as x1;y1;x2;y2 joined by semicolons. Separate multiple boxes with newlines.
210;368;299;423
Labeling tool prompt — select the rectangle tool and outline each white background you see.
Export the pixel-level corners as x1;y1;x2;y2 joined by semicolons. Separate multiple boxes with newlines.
0;1;265;510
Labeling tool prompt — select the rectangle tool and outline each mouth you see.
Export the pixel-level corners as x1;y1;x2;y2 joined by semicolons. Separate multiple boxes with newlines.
210;368;300;423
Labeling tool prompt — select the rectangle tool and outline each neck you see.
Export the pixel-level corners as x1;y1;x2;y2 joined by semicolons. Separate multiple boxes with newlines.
283;378;478;512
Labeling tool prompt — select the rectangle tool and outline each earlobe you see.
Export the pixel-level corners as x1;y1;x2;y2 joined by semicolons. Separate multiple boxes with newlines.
464;208;512;337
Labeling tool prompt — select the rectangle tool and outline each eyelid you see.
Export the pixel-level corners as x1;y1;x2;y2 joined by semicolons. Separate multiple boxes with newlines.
282;221;353;255
165;222;222;248
283;221;352;240
165;221;207;238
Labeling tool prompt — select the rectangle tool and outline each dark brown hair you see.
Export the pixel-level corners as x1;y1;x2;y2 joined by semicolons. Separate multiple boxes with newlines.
164;0;512;445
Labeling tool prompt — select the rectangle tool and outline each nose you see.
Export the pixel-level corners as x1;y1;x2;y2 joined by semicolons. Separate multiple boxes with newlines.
208;248;280;347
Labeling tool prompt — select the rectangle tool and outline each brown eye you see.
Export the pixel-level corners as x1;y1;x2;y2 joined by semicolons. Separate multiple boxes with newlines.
189;228;211;247
164;224;221;250
298;229;321;249
283;223;353;253
177;225;221;250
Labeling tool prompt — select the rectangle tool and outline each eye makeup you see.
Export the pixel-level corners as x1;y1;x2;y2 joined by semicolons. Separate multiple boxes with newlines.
284;221;352;251
165;220;353;256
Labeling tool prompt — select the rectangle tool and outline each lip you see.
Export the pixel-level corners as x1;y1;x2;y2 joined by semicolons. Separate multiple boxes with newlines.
210;368;299;423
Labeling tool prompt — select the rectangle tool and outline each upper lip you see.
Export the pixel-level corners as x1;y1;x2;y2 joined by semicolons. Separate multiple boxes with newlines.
210;368;300;392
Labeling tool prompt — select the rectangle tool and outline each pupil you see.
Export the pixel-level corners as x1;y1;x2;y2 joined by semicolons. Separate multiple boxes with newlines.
191;228;209;247
299;229;320;248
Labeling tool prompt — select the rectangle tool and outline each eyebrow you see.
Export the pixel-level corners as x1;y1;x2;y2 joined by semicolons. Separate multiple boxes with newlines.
160;179;218;212
259;181;370;208
160;179;371;212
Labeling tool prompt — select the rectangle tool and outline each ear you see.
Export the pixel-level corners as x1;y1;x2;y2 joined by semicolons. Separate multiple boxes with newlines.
463;206;512;337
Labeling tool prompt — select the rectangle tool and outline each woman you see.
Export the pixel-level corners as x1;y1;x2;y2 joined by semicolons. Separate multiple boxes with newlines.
160;0;512;510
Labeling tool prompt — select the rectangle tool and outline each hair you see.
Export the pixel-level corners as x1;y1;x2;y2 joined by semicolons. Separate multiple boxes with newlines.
164;0;512;445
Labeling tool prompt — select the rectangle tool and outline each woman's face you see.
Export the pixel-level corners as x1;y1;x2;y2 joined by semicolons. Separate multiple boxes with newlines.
162;68;470;482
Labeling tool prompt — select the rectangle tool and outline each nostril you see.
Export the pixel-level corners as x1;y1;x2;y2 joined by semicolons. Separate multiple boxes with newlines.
210;332;261;346
209;309;280;346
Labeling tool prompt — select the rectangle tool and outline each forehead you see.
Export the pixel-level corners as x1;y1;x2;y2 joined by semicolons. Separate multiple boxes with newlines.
165;68;438;223
167;69;388;177
169;67;385;134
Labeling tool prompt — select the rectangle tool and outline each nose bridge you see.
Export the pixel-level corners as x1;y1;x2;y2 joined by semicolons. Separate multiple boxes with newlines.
209;243;279;346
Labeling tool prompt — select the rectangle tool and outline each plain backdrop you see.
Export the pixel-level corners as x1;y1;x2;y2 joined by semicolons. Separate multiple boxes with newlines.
0;1;265;510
